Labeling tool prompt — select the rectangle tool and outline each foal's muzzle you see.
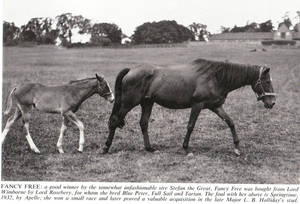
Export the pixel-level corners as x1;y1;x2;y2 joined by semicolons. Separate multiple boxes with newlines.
100;92;114;103
107;94;115;103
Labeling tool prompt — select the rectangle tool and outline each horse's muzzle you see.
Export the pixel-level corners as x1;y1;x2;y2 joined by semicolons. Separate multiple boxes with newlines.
264;102;275;109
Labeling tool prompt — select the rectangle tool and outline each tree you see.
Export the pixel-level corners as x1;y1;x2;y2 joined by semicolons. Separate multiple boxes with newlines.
20;17;58;44
3;21;20;45
56;13;76;45
189;22;208;41
20;18;42;42
225;20;273;33
279;12;293;29
230;25;245;32
132;20;194;44
20;29;36;42
259;20;273;32
244;22;259;32
221;26;230;33
55;13;92;46
91;23;122;44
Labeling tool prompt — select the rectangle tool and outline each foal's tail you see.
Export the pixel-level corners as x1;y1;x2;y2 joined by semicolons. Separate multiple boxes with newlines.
109;68;130;128
4;87;17;115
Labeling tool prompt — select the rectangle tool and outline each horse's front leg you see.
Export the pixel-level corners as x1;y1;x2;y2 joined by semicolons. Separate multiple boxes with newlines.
140;101;154;152
103;105;134;154
210;106;240;156
183;103;202;151
66;111;85;152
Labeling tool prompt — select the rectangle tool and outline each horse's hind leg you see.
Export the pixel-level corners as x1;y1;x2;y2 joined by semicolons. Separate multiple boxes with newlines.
21;106;40;154
65;111;85;152
183;103;203;151
56;116;67;153
1;109;22;145
210;106;240;156
140;101;155;152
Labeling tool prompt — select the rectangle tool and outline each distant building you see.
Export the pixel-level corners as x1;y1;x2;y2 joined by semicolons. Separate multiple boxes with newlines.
294;23;300;40
294;23;300;32
273;24;292;40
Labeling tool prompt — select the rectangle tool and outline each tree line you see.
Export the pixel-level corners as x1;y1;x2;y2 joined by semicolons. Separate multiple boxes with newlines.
221;11;300;33
3;13;202;47
4;11;300;47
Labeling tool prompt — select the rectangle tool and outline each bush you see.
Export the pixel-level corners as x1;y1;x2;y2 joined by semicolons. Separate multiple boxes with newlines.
90;36;112;46
261;40;296;46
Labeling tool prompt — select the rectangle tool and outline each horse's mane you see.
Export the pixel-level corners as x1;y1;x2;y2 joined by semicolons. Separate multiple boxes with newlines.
192;58;259;89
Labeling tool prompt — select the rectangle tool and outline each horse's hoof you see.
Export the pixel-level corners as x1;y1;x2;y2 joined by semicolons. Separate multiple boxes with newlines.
183;144;188;149
77;149;83;153
101;148;109;154
234;149;241;156
145;147;156;152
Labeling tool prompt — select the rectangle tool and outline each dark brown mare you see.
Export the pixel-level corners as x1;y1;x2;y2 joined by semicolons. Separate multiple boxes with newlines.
2;74;114;154
103;58;276;155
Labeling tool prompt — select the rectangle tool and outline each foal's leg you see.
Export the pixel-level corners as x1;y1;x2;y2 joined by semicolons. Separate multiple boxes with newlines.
183;103;203;151
56;116;67;153
210;106;240;156
65;111;85;152
21;106;40;154
1;109;22;145
140;101;154;152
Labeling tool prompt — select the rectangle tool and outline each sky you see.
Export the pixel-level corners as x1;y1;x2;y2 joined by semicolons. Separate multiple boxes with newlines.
2;0;300;35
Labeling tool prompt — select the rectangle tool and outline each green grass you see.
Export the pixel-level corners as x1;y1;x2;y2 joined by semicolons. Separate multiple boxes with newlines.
2;42;300;183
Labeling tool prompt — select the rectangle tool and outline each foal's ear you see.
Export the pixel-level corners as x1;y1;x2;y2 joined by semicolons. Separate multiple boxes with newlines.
95;73;103;80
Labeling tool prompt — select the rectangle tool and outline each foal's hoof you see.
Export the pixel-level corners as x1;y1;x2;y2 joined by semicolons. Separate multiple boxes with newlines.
32;149;41;154
145;147;156;152
234;149;241;156
187;152;194;157
57;148;64;154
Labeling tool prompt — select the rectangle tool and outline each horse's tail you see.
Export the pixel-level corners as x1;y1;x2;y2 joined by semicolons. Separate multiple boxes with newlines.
4;87;17;115
109;68;130;128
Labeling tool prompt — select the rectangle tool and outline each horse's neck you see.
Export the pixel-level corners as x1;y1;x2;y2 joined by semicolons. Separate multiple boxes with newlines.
224;66;259;93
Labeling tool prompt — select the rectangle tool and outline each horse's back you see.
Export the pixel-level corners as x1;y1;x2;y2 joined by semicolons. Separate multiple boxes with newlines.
122;63;222;109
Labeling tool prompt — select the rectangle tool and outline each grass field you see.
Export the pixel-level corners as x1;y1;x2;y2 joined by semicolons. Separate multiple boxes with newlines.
1;42;300;183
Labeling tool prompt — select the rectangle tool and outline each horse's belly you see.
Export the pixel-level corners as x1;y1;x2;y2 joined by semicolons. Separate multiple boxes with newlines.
152;91;193;109
154;99;192;109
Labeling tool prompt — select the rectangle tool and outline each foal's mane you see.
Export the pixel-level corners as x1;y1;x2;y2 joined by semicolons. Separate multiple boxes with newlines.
193;58;259;89
68;77;98;88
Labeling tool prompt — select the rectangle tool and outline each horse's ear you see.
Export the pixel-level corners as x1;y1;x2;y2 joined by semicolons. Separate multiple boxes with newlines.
263;67;270;74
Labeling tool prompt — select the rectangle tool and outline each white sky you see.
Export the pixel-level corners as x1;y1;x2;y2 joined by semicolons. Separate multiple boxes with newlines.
3;0;300;35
